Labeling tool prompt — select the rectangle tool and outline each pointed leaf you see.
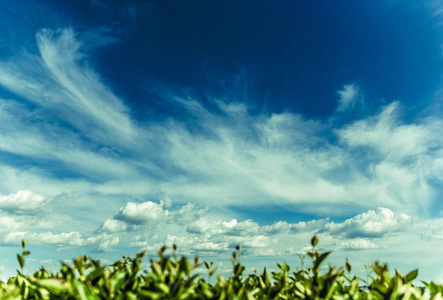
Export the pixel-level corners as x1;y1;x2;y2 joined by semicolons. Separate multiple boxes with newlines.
17;255;25;269
311;236;318;247
345;258;351;273
313;251;331;271
405;269;418;283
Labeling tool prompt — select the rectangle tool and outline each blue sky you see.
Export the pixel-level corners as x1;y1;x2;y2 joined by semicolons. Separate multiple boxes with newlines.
1;0;443;281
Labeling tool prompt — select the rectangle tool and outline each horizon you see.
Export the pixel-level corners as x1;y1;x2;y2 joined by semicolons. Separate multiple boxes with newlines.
1;0;443;281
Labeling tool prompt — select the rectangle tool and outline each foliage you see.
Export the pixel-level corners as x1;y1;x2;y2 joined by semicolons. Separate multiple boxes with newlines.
0;237;441;299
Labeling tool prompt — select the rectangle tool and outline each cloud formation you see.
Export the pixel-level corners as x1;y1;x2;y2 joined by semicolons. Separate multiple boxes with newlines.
337;84;361;112
323;207;412;238
1;28;443;218
71;199;414;258
0;190;68;216
0;190;46;215
116;201;169;225
1;27;443;281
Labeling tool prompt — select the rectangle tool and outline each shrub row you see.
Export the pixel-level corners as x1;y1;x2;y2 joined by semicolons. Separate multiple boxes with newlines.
1;237;443;299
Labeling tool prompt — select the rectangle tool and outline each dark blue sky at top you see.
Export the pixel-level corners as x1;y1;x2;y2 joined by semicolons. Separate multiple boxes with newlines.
1;0;442;119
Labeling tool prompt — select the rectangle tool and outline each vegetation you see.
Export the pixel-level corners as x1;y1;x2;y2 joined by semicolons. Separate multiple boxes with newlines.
1;237;442;299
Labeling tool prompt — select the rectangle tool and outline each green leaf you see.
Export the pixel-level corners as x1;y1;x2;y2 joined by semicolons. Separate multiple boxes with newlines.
88;267;105;281
36;279;68;295
72;279;100;300
311;236;318;248
151;260;163;276
404;269;418;283
313;251;331;271
345;258;351;273
110;271;127;293
17;255;25;270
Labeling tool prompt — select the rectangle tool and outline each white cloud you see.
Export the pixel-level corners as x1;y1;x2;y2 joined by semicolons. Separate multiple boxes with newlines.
116;201;169;225
96;236;120;252
1;228;121;252
224;219;261;236
323;207;412;238
0;216;21;231
339;102;438;159
169;202;207;225
0;100;138;180
2;26;443;281
223;219;237;229
3;232;27;245
3;231;84;247
186;218;214;234
34;232;85;247
193;241;227;252
2;30;443;216
35;28;137;147
101;219;128;233
337;84;360;112
289;220;328;234
0;190;47;215
335;238;377;251
223;235;270;248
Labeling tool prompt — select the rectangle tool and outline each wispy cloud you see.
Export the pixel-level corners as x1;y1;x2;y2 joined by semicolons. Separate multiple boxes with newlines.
337;84;361;112
1;27;443;280
0;29;136;150
1;28;443;216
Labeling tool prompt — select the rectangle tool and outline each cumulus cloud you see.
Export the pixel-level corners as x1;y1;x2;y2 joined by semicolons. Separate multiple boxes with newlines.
115;201;169;225
101;219;128;233
90;200;402;257
0;190;63;215
84;199;420;259
0;190;45;215
186;218;214;234
323;207;412;238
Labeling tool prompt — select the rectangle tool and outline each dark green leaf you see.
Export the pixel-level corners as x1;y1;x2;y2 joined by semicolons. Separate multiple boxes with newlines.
405;269;418;283
311;236;318;247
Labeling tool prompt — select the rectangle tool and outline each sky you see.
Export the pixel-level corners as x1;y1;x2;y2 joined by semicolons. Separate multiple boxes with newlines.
1;0;443;282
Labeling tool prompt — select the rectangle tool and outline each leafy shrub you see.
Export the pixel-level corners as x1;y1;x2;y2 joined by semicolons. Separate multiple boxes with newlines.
0;236;442;299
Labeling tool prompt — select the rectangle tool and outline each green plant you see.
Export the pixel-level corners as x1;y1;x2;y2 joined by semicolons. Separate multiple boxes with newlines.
0;236;440;299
